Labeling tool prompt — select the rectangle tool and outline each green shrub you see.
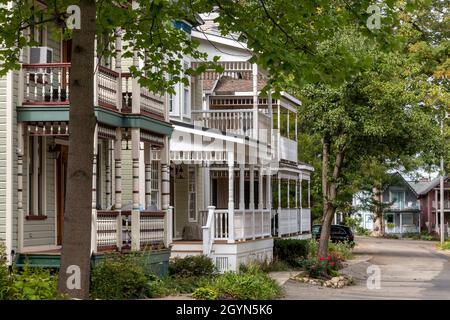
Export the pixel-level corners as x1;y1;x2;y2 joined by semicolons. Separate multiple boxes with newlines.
8;264;58;300
90;254;149;300
192;287;219;300
273;239;308;266
384;234;399;239
439;241;450;250
0;243;10;299
301;253;344;280
169;255;216;278
306;239;318;259
210;264;282;300
328;241;353;260
163;275;214;293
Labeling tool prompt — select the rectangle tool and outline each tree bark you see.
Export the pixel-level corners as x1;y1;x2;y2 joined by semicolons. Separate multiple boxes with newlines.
57;0;96;299
318;142;346;258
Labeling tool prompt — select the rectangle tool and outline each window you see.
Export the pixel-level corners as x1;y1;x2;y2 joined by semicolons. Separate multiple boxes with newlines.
390;190;405;209
28;136;46;215
188;165;196;222
386;214;394;223
301;179;309;208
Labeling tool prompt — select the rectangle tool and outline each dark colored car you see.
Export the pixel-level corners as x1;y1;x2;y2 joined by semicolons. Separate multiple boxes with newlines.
312;224;354;245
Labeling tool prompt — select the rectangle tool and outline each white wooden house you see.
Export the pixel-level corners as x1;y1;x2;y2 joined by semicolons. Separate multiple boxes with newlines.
168;15;313;272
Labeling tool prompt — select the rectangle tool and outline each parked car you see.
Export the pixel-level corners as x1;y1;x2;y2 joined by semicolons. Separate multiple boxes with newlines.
312;224;355;245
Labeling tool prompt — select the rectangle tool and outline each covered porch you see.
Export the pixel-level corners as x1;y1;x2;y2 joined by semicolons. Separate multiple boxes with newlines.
384;211;421;235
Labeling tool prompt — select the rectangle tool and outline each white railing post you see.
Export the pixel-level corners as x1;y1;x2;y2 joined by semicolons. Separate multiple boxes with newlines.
131;211;140;251
116;211;122;250
228;152;235;243
202;206;215;255
165;206;174;247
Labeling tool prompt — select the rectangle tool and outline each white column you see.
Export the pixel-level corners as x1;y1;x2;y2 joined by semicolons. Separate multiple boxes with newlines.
228;152;235;243
258;167;264;209
250;164;255;240
205;161;211;207
277;177;281;237
131;128;140;251
114;128;122;210
308;179;311;208
252;63;258;139
144;143;151;209
268;89;273;146
435;189;439;233
400;212;403;236
132;51;141;114
266;169;271;210
287;179;290;209
161;136;170;210
115;28;123;111
239;164;245;239
239;164;245;210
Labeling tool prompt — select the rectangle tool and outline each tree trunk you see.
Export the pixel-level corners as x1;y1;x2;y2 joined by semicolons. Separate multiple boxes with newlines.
57;0;96;299
372;185;384;237
318;141;345;258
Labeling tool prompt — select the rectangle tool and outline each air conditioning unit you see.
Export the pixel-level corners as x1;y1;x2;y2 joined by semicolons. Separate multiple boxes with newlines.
29;46;53;64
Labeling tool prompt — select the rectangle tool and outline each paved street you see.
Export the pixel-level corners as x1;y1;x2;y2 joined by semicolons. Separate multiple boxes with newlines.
281;237;450;300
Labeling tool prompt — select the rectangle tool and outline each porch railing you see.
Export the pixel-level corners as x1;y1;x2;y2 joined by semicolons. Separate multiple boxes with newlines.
432;200;450;210
23;63;71;105
385;225;420;234
274;208;311;237
21;64;166;119
139;211;165;248
192;109;270;139
92;209;170;253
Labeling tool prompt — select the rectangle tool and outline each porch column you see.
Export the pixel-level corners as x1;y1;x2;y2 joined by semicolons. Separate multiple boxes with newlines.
278;177;281;237
105;139;112;209
259;167;264;238
161;137;171;246
131;128;141;251
144;143;152;209
435;189;439;233
299;173;303;233
205;161;211;207
239;164;245;239
132;51;141;114
250;164;255;239
114;128;122;210
91;124;99;253
252;63;258;140
115;28;123;111
17;123;24;251
400;212;403;237
228;152;235;243
308;179;311;208
287;178;291;234
161;137;170;210
266;169;271;210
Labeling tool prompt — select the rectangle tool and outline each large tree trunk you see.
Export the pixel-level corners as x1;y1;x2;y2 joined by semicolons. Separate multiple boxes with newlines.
318;140;345;258
57;0;96;299
372;185;384;237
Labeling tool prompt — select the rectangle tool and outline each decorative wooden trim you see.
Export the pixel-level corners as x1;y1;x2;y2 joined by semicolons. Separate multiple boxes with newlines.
96;245;118;252
97;210;120;217
25;215;48;221
140;211;165;218
120;210;132;216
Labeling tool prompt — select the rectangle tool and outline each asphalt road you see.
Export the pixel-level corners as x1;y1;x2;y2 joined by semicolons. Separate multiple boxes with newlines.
282;236;450;300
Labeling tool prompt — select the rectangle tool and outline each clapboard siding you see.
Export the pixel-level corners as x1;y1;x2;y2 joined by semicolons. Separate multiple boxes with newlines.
0;73;7;242
23;138;56;247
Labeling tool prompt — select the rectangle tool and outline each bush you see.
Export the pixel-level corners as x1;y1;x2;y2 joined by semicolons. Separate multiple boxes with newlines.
210;265;282;300
301;253;344;280
169;255;216;278
384;234;399;239
439;241;450;250
0;242;9;300
192;287;219;300
90;254;149;300
273;239;308;266
328;241;353;260
8;264;58;300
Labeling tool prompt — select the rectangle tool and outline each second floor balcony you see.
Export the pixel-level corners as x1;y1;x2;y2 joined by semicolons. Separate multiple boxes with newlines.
21;63;166;121
389;201;420;211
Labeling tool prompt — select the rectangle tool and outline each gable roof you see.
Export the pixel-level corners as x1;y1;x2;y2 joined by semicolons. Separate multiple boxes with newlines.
383;172;419;197
413;176;449;195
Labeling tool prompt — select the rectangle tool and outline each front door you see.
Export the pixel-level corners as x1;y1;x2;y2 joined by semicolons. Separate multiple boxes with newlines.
56;144;68;245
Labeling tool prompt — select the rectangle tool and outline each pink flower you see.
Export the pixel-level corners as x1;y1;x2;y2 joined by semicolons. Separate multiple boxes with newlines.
319;256;326;261
329;262;335;266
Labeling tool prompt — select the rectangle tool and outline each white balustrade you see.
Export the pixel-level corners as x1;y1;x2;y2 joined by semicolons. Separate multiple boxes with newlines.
192;109;255;137
139;211;165;247
97;66;119;109
96;211;121;251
